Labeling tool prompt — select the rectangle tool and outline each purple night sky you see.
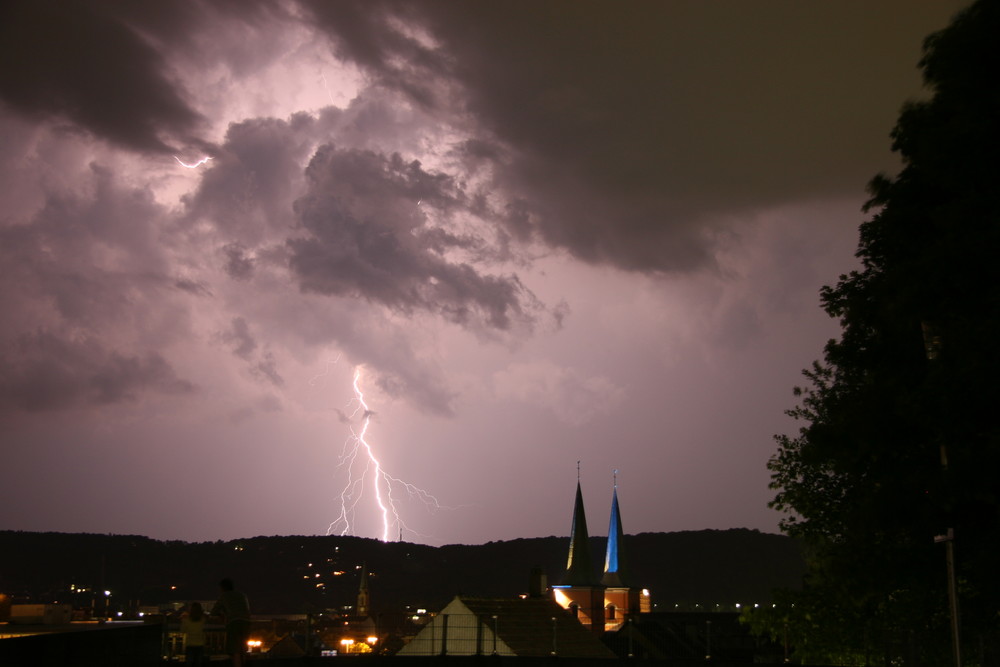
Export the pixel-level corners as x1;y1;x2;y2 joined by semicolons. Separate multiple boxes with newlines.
0;1;968;546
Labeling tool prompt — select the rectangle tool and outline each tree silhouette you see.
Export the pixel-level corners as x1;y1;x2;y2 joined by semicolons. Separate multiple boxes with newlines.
763;2;1000;664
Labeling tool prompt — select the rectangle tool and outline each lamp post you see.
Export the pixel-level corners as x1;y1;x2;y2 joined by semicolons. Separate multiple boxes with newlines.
705;619;712;661
934;528;961;667
923;321;961;667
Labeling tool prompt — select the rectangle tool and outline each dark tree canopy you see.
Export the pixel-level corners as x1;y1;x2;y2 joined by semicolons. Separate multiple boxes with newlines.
761;1;1000;663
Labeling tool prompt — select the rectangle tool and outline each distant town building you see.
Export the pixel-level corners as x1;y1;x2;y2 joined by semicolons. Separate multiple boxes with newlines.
7;604;72;626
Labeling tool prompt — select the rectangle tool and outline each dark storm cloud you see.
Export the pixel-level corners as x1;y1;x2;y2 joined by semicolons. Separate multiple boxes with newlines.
0;331;194;412
370;361;457;418
173;103;524;414
303;0;964;273
288;144;539;332
0;1;205;153
298;1;451;110
0;158;197;413
222;244;256;281
251;352;284;388
174;279;212;297
220;318;258;361
185;114;329;243
185;108;543;335
218;318;285;388
0;163;172;327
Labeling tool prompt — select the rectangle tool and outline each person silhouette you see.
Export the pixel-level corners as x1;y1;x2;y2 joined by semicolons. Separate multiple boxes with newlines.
211;578;250;667
180;601;207;665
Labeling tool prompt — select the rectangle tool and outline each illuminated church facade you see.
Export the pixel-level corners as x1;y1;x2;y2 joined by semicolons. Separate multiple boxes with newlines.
551;473;651;633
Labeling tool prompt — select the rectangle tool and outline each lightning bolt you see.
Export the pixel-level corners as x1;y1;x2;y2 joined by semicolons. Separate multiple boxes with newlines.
320;71;337;106
327;366;444;542
173;155;214;169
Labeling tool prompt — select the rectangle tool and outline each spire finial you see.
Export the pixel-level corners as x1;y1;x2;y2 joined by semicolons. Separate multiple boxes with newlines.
613;468;618;489
577;460;581;482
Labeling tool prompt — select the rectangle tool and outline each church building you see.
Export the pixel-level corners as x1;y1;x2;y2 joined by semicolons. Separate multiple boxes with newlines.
551;470;651;633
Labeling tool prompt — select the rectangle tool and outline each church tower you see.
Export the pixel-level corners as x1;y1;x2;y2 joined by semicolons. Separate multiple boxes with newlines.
356;563;370;618
564;473;594;586
552;464;606;634
601;471;628;588
599;471;650;630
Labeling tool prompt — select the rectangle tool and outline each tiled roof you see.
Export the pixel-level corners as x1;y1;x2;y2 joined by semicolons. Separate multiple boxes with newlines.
458;597;615;659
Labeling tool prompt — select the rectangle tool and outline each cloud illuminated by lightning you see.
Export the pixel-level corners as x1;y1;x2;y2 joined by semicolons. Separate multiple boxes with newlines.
173;155;214;169
326;366;445;542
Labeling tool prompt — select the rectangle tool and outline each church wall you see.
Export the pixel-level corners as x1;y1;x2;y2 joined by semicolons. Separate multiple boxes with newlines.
552;586;605;634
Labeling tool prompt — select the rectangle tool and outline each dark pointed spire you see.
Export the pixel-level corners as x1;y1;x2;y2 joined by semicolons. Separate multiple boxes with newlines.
602;470;629;587
564;463;596;586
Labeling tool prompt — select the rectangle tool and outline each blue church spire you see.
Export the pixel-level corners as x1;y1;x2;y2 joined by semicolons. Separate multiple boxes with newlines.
601;470;628;587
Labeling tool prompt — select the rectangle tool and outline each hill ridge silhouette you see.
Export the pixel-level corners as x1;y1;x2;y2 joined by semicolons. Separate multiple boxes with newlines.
0;529;803;614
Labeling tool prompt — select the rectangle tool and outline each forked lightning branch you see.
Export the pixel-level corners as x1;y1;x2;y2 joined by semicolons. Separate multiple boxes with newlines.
327;367;443;541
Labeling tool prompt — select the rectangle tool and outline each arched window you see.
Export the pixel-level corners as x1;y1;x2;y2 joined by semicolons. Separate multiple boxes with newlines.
606;604;616;620
569;603;579;618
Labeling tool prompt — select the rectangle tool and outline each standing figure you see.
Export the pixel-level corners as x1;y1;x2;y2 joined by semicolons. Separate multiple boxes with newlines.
180;601;207;665
211;578;251;667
